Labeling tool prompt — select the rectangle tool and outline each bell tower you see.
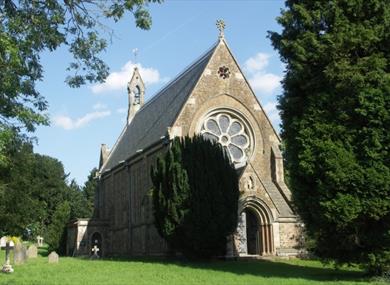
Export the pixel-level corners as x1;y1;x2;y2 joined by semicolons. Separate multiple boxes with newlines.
127;67;145;124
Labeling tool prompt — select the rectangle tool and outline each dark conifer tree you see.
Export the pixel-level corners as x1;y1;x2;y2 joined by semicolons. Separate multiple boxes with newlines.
151;136;239;259
269;0;390;275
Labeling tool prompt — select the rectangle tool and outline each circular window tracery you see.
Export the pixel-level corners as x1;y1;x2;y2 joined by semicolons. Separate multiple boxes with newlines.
200;112;252;166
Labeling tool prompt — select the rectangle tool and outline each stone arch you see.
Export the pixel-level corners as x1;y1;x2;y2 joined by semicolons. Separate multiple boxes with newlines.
90;232;103;257
237;196;275;255
186;94;265;163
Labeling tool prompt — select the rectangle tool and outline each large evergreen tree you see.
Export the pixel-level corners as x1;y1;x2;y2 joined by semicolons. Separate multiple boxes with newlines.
0;143;92;241
269;0;390;275
82;168;99;218
151;136;239;259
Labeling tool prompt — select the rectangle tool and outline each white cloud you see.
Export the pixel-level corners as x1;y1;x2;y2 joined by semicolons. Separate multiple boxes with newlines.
93;102;107;110
53;110;111;130
245;53;270;73
263;101;280;125
245;52;282;95
249;73;281;94
91;61;161;94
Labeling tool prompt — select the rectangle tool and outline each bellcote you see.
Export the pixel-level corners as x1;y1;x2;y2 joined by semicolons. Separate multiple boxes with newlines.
127;67;145;124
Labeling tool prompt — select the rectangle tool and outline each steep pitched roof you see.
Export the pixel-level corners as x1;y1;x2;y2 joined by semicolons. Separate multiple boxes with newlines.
100;43;217;172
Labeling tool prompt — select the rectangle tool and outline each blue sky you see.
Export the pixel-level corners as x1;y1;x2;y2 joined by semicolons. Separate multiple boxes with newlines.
34;0;286;184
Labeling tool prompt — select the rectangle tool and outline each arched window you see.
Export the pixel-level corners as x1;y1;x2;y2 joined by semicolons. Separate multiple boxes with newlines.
133;85;141;104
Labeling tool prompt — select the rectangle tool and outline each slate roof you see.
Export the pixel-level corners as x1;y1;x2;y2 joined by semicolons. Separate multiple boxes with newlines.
100;42;218;172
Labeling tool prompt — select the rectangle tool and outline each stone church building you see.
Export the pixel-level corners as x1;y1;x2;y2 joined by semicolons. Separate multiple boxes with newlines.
67;26;301;258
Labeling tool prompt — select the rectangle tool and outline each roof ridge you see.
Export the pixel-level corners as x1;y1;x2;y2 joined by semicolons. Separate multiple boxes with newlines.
138;41;218;113
100;41;219;173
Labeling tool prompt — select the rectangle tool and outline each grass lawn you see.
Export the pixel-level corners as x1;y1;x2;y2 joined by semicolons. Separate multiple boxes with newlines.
0;248;386;285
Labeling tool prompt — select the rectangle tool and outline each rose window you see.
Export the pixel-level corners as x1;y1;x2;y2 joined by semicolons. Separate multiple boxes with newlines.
201;113;251;165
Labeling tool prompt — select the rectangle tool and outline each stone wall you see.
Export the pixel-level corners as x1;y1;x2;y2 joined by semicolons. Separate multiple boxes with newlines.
95;144;168;257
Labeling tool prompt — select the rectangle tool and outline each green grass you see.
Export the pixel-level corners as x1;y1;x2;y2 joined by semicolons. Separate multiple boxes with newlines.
0;248;386;285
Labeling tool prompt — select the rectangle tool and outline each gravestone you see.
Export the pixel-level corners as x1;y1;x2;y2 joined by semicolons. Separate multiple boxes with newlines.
0;237;7;248
13;243;27;265
1;240;14;273
36;236;44;247
48;251;59;263
27;245;38;258
90;245;100;259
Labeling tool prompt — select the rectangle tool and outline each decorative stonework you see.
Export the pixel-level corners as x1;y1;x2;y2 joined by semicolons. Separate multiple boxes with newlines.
245;176;255;192
218;66;230;79
236;212;247;254
200;112;251;166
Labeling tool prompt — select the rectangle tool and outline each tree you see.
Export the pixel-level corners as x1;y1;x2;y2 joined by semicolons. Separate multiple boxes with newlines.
0;0;162;166
151;136;239;259
0;143;93;239
82;167;98;218
46;201;71;254
269;0;390;275
0;143;45;236
67;179;90;219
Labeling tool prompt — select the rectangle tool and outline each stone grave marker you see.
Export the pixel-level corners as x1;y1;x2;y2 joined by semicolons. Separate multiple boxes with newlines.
27;244;38;258
13;243;27;265
1;239;14;273
91;245;100;259
48;251;59;264
0;237;6;248
36;236;44;247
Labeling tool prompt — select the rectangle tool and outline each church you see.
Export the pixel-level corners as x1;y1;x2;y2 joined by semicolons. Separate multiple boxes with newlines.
67;22;301;258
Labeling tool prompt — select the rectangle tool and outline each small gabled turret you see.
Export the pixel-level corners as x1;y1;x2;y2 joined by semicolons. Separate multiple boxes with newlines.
127;67;145;124
99;144;110;169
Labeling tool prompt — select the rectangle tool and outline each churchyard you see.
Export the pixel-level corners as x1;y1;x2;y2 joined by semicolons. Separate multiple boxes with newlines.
0;246;387;285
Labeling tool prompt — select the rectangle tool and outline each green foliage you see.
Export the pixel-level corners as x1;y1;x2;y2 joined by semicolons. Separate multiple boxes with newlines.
0;143;92;241
0;0;161;166
269;0;390;275
151;139;190;242
151;136;239;259
46;201;71;254
67;179;90;220
82;167;98;218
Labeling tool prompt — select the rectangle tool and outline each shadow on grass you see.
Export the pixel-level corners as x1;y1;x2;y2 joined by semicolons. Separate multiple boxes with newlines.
91;256;367;283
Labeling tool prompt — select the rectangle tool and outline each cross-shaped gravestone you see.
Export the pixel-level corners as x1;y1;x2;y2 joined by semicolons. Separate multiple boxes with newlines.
1;241;14;273
91;245;100;259
37;236;44;247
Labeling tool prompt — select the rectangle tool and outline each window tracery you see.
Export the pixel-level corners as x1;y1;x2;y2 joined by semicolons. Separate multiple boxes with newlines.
200;112;252;166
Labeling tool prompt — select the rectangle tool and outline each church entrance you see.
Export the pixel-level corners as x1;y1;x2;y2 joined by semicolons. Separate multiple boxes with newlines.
236;198;275;256
91;232;102;257
246;209;261;255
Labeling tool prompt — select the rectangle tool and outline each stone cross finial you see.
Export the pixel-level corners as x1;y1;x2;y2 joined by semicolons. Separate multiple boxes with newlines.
216;19;225;39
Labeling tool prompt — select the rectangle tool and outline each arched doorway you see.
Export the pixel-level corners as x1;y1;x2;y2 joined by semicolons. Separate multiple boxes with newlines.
246;209;261;255
91;232;102;257
237;197;275;256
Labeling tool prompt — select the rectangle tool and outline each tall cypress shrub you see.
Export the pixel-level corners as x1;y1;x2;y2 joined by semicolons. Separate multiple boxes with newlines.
151;136;239;259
